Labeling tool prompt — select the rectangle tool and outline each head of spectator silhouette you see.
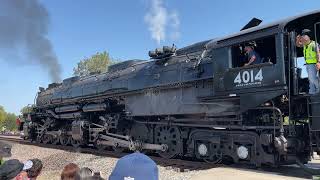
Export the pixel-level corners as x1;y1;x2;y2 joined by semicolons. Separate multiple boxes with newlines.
0;140;12;158
84;175;105;180
78;167;93;179
0;159;24;179
92;171;105;180
61;163;80;180
109;152;158;180
25;158;43;179
16;158;43;180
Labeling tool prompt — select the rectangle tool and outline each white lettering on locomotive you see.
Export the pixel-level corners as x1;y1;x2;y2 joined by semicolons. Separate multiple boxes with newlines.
234;69;263;87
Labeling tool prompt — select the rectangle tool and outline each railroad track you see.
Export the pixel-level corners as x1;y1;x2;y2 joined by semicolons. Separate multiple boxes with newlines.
0;135;217;172
1;135;315;178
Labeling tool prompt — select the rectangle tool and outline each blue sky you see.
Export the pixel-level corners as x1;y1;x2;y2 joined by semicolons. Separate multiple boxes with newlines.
0;0;319;114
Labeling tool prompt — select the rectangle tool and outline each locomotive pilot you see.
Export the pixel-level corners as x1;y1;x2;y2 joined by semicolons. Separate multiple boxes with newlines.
243;42;262;66
296;29;320;95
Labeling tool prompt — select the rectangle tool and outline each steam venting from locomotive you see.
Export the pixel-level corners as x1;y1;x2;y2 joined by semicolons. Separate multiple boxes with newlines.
144;0;180;44
0;0;61;82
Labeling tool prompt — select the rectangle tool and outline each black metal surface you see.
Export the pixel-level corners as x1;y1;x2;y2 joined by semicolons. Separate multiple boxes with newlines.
310;95;320;131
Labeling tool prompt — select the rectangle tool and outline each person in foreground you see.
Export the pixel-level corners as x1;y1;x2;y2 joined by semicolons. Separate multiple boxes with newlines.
15;158;43;180
0;159;24;179
109;152;158;180
61;163;80;180
78;167;94;179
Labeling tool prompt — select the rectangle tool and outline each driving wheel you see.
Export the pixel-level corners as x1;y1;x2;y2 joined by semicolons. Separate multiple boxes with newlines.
42;134;53;144
59;135;69;146
154;125;182;159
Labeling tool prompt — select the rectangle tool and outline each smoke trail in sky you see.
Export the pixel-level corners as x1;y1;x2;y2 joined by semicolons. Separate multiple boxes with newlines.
0;0;61;82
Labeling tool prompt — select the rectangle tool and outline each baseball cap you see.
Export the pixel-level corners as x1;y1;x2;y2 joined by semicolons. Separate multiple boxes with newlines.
301;29;312;36
109;153;158;180
0;159;24;179
244;41;256;48
23;160;33;170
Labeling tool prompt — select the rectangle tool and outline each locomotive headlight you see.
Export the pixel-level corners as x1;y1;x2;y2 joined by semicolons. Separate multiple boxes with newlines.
237;146;249;159
198;144;208;156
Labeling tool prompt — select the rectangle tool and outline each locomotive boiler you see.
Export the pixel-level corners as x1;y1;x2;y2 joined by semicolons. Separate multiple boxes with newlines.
23;10;320;167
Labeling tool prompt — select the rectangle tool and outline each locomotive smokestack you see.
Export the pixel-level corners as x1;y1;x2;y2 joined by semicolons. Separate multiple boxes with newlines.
0;0;61;82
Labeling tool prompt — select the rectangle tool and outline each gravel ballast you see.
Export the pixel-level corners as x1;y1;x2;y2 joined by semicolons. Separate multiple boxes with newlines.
5;143;310;180
6;143;200;180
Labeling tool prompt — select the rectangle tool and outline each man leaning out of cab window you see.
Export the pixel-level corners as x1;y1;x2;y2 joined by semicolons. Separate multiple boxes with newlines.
243;42;262;66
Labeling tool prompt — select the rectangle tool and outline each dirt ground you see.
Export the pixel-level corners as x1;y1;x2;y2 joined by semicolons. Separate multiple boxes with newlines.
191;158;320;180
190;166;310;180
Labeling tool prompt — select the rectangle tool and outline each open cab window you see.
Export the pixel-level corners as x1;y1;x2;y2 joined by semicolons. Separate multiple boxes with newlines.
231;36;277;68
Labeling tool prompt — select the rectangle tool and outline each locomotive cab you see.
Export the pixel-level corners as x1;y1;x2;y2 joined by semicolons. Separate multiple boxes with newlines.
210;24;287;113
279;12;320;158
209;10;320;119
284;12;320;125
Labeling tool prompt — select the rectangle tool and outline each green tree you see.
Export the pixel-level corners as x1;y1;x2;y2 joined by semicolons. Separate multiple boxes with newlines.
73;51;114;77
0;106;6;125
20;105;33;115
3;113;17;131
0;106;17;131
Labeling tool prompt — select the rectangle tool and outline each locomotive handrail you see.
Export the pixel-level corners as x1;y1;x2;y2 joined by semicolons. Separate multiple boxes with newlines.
134;119;281;130
314;22;320;61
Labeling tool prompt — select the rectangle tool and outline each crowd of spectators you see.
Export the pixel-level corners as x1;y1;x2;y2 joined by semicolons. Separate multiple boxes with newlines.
0;140;159;180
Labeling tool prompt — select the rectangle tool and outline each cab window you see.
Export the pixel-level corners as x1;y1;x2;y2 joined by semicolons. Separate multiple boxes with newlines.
231;36;277;68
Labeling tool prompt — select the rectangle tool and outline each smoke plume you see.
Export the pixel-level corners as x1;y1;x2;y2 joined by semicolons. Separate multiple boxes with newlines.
0;0;61;82
144;0;180;44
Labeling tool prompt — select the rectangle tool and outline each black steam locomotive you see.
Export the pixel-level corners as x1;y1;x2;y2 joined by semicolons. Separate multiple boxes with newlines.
23;10;320;167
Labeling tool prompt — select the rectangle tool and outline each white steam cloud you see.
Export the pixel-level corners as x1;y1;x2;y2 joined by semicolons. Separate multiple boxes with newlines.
144;0;180;44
